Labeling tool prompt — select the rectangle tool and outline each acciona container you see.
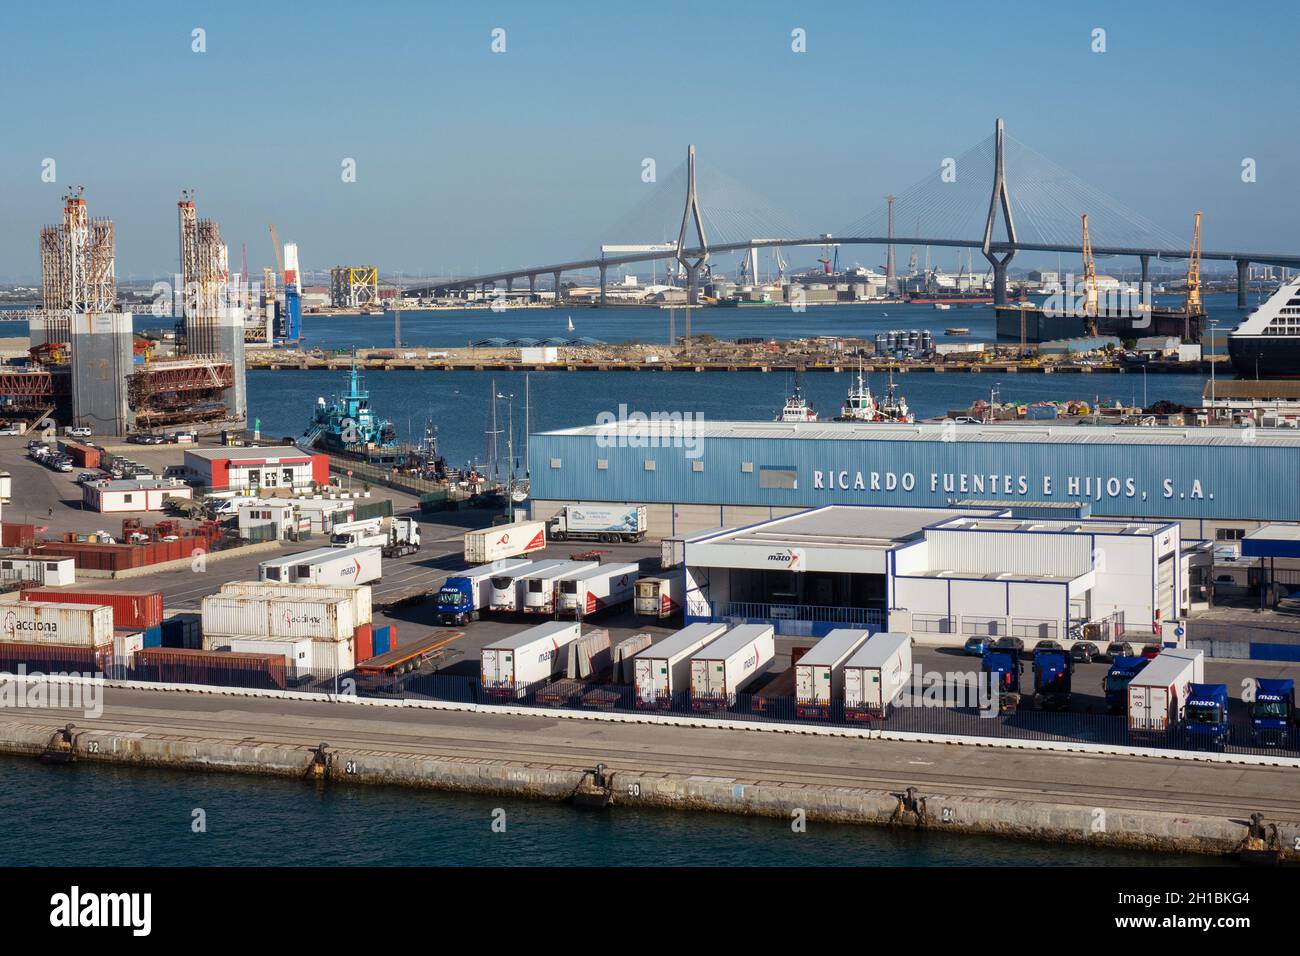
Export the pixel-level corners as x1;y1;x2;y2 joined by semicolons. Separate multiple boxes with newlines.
0;602;114;648
219;581;373;626
201;595;356;641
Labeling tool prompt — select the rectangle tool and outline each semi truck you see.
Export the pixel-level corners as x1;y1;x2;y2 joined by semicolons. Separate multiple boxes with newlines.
689;623;775;711
982;648;1023;713
258;546;382;586
436;558;533;625
485;559;565;613
1182;682;1232;751
546;504;648;543
842;632;912;721
1031;646;1073;710
480;620;582;699
1126;648;1204;735
795;627;872;719
633;575;680;619
464;519;547;563
633;622;728;708
518;561;598;615
1250;678;1295;748
556;562;639;617
1104;655;1149;713
330;516;421;557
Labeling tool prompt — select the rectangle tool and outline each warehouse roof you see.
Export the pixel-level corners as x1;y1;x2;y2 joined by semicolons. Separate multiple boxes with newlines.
89;478;190;492
184;447;317;463
541;420;1300;448
1204;380;1300;400
692;505;998;550
933;516;1177;536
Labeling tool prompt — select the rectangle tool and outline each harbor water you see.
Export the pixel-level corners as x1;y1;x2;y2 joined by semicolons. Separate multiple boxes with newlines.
0;755;1225;866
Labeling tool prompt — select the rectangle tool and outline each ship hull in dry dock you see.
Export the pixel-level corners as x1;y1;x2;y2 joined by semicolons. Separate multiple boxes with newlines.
1227;335;1300;378
994;306;1203;343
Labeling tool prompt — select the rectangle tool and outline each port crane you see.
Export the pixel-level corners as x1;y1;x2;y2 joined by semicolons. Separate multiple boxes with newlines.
1080;213;1099;337
1186;211;1203;315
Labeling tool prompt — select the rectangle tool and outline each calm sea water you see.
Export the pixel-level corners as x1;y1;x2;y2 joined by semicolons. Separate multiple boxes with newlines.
0;755;1223;866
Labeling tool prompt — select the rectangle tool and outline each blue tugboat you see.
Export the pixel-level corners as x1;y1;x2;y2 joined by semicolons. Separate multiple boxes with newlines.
304;357;437;469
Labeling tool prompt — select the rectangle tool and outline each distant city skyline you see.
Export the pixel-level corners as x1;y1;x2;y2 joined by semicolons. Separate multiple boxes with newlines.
1;0;1296;281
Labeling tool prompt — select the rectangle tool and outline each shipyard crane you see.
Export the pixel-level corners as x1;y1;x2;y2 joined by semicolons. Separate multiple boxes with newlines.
1081;213;1099;336
771;247;787;283
1186;210;1203;315
269;223;284;283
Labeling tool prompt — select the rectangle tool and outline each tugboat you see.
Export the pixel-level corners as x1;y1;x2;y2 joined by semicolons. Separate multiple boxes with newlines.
304;356;412;467
833;361;880;422
776;373;818;422
878;369;914;423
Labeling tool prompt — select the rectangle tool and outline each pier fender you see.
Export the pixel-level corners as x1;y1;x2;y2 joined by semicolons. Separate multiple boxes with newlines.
39;722;80;764
570;762;615;809
888;786;929;828
304;741;335;782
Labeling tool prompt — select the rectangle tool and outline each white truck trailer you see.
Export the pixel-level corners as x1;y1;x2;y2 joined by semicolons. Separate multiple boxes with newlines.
843;632;913;721
546;504;648;543
259;546;383;586
486;559;565;613
1127;648;1205;734
435;558;533;625
480;620;582;699
522;561;594;615
556;562;640;617
633;622;728;708
497;560;594;613
795;628;873;719
464;519;547;563
689;623;775;711
330;516;421;557
634;575;680;619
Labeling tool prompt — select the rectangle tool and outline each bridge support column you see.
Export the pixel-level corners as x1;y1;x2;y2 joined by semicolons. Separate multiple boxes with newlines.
599;263;608;307
505;277;514;293
1237;260;1250;308
1139;254;1150;289
553;271;563;303
983;251;1015;306
528;274;536;300
686;264;701;306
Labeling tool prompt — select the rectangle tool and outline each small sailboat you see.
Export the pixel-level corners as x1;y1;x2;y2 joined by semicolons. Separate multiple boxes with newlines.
566;316;575;333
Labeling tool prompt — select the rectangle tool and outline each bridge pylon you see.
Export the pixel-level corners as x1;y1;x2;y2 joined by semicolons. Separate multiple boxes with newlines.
981;118;1018;306
675;145;709;306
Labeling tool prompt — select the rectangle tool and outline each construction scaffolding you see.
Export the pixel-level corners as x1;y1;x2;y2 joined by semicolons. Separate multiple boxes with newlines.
127;358;235;427
330;266;379;308
177;191;229;357
36;186;117;346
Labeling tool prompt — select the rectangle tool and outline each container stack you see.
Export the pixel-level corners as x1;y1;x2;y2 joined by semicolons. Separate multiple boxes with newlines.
0;601;116;674
21;587;165;647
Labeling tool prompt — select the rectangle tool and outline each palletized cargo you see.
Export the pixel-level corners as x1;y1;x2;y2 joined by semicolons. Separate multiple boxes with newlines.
634;575;680;619
689;624;775;710
843;632;913;721
633;622;728;707
0;602;114;648
0;640;112;674
1127;648;1205;733
464;519;547;563
21;588;164;630
556;562;639;617
132;647;288;690
219;580;373;626
480;620;582;698
795;628;873;719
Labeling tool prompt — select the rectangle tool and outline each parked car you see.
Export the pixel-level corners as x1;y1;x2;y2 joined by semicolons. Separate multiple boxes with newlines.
0;424;21;436
963;636;993;656
1140;643;1163;660
77;472;100;483
1033;639;1063;653
1069;641;1100;664
1104;641;1135;661
990;636;1025;656
66;426;93;438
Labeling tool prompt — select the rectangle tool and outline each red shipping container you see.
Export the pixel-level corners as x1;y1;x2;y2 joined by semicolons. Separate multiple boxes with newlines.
21;588;164;630
1;523;36;548
132;647;287;690
355;623;374;663
0;641;112;674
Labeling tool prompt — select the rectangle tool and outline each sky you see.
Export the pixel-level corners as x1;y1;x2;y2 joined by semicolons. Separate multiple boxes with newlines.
0;0;1297;282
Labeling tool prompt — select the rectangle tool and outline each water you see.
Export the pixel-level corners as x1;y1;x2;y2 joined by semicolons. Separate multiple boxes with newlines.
0;755;1223;866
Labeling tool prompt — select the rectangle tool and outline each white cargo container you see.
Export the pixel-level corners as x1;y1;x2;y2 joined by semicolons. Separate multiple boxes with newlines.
633;622;728;707
1127;648;1205;733
220;636;313;671
0;602;114;647
257;546;381;586
219;581;373;626
211;634;353;676
113;630;144;660
688;623;775;709
523;561;598;615
634;575;679;619
487;559;566;612
795;628;873;718
464;519;547;563
556;562;639;617
480;620;582;697
201;595;356;642
499;560;592;613
843;632;913;720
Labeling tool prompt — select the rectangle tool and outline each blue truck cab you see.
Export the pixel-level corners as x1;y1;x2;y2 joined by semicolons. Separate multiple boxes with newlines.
1250;678;1295;748
1103;656;1149;714
1183;683;1231;751
436;577;478;626
982;650;1023;713
1031;648;1073;710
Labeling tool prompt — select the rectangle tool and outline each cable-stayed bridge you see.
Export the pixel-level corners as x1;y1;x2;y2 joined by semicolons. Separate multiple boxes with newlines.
412;120;1299;309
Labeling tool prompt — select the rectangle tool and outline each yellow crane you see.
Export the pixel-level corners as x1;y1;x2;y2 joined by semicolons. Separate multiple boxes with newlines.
1081;213;1099;336
1186;211;1203;315
269;223;284;284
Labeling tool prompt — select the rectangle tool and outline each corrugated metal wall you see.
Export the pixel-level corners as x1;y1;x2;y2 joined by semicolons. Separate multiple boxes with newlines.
926;529;1093;577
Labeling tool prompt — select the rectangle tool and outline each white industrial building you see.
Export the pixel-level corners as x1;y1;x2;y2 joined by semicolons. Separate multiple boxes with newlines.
82;478;193;513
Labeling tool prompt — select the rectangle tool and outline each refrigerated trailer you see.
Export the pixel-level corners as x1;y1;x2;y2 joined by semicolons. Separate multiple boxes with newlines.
557;562;639;617
689;623;775;711
843;632;912;721
546;504;647;543
436;558;533;625
517;561;598;614
258;546;382;586
487;559;567;613
480;620;582;698
794;628;873;719
633;622;728;708
634;575;680;619
1127;648;1205;734
464;519;547;563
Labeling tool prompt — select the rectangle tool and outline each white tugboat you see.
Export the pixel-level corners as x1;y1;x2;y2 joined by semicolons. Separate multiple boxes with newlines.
834;361;880;422
877;368;914;423
776;374;818;422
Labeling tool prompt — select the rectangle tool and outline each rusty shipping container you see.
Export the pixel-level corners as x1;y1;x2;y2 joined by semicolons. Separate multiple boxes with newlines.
0;641;112;674
21;588;164;630
0;602;115;647
131;647;288;690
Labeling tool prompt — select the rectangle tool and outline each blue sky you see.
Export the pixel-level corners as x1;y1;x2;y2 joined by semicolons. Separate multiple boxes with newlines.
0;0;1296;280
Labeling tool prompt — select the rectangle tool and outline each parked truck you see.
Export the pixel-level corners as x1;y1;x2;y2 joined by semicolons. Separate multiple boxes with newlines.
331;516;420;557
982;648;1023;713
843;632;912;721
258;546;382;586
464;519;547;563
1031;645;1074;710
1104;655;1149;714
486;559;566;613
795;627;872;719
479;620;582;699
1182;682;1232;751
518;561;598;615
436;558;532;625
1126;648;1204;735
546;504;647;543
689;623;775;711
633;622;728;708
633;575;680;619
556;562;639;617
1250;678;1296;748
